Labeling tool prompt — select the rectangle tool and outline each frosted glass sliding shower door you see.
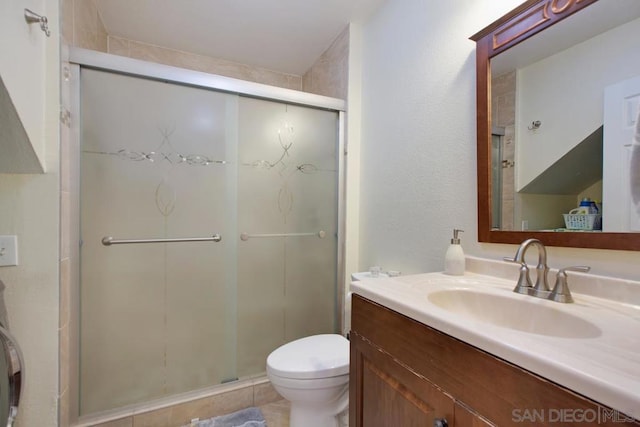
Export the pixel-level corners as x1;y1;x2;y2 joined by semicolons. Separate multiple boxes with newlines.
236;97;338;377
80;69;238;414
78;66;340;416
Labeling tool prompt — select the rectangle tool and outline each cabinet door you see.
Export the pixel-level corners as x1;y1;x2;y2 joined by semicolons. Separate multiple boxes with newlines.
454;402;495;427
350;332;454;427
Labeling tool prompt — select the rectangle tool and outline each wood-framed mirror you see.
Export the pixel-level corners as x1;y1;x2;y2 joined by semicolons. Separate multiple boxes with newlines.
471;0;640;250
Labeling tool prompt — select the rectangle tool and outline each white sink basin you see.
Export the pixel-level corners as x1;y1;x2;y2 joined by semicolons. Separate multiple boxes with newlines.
427;289;602;338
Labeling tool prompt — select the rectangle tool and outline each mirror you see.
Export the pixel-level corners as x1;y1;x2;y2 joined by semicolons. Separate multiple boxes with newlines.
471;0;640;250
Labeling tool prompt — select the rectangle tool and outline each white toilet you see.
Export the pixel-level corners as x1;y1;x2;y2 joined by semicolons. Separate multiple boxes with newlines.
266;334;350;427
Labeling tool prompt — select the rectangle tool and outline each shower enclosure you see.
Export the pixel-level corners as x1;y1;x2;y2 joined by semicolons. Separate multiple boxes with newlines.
72;51;344;415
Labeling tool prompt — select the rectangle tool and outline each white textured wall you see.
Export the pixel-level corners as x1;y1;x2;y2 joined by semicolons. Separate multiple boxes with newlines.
517;17;640;189
355;0;640;280
0;0;52;168
0;0;60;426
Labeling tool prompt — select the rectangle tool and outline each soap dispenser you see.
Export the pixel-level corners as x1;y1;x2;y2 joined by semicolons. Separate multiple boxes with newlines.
444;229;465;275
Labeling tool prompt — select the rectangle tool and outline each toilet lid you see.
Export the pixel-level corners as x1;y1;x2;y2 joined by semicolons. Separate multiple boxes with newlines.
267;334;349;379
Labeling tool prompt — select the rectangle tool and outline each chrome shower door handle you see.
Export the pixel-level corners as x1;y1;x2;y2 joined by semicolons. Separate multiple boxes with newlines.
102;234;222;246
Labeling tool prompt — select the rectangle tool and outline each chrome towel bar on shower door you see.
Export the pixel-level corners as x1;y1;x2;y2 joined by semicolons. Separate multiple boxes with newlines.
101;234;222;246
240;230;326;241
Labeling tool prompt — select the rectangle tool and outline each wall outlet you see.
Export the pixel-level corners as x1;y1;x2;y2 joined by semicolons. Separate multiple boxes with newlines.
0;235;18;267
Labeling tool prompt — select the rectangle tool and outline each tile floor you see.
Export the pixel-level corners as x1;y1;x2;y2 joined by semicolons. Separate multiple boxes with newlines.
258;399;290;426
258;400;349;427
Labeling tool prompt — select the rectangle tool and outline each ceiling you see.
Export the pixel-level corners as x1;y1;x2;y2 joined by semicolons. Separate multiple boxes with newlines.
491;0;640;75
96;0;386;76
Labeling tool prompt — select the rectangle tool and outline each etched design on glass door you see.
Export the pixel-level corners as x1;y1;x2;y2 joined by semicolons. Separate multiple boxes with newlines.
83;126;227;166
83;126;227;217
243;108;335;223
155;177;176;217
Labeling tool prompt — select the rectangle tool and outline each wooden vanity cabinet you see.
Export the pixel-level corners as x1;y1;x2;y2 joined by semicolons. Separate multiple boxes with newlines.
349;294;639;426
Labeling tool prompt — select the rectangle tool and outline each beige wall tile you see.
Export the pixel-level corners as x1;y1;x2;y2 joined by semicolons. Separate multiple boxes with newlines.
166;397;217;425
94;417;134;427
60;124;70;192
132;407;172;427
123;40;302;90
492;70;516;230
97;7;108;51
58;257;71;424
259;399;289;427
107;36;129;57
59;388;70;427
58;306;70;395
73;0;107;52
127;41;185;67
74;29;99;51
129;386;254;427
302;72;313;94
504;125;515;160
60;191;70;260
302;26;349;99
73;0;98;34
253;380;282;407
491;70;516;128
61;0;74;45
97;31;108;53
59;259;70;328
80;383;259;427
199;387;254;422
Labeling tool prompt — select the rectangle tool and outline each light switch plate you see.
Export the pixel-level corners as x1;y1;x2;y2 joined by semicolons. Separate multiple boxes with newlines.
0;235;18;267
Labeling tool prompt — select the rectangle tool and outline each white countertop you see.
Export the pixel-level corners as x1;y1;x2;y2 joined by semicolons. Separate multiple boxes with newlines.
350;259;640;420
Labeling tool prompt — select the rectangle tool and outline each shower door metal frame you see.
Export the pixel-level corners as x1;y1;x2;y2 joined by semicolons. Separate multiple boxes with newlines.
70;48;346;111
68;47;347;416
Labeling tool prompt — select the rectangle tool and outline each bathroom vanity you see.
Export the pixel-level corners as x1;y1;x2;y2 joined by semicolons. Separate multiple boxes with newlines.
348;260;640;426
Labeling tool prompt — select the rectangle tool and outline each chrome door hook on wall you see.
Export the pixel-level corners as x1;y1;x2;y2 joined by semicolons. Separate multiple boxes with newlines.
24;9;50;37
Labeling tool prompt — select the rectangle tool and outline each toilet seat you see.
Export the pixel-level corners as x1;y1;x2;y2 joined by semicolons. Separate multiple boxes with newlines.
267;372;349;390
267;334;349;379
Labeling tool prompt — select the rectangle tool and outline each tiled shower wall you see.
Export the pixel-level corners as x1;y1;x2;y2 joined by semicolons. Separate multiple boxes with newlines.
59;1;349;425
61;0;349;95
491;70;516;231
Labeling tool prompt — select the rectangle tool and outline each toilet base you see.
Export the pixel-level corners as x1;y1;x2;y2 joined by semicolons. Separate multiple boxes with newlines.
288;383;349;427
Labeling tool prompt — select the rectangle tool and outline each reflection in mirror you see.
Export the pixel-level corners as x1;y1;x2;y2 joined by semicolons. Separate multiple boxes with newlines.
491;127;506;229
472;0;640;250
490;0;640;232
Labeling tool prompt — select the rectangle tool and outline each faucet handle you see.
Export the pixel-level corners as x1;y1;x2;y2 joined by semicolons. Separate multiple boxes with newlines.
549;266;590;303
504;257;533;294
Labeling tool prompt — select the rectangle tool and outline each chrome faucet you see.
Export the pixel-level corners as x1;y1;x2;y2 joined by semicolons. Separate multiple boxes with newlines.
505;239;590;303
505;238;550;297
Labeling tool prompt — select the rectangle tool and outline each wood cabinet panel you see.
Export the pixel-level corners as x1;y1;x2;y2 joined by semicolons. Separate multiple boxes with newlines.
455;402;494;427
350;294;639;426
351;329;454;427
